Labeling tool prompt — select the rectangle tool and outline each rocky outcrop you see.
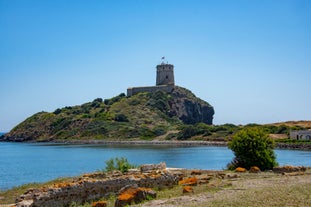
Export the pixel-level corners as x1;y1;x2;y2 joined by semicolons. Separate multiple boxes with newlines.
169;86;214;125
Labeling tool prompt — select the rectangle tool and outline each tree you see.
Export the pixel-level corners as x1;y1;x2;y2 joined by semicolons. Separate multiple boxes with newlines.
228;127;278;171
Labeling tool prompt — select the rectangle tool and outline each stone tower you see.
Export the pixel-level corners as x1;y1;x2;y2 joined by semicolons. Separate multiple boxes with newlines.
156;63;175;86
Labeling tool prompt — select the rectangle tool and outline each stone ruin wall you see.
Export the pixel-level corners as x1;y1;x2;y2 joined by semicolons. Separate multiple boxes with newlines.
127;85;174;96
16;168;180;207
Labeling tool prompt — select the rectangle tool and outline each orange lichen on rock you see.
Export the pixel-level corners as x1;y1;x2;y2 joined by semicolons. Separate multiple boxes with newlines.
249;166;261;173
92;201;107;207
117;188;137;201
183;186;194;194
235;167;247;173
178;177;198;186
115;187;156;207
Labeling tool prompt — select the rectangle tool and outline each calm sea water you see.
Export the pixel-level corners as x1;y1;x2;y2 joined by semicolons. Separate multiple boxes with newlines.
0;142;310;190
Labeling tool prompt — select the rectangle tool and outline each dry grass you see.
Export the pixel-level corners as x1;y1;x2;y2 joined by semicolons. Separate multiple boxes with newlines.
191;173;311;207
268;120;311;129
133;169;311;207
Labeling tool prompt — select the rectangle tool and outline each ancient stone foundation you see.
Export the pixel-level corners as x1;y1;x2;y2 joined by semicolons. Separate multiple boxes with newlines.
15;167;180;207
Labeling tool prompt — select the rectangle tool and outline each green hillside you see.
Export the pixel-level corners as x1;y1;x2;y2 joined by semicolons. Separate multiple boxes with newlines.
1;86;214;142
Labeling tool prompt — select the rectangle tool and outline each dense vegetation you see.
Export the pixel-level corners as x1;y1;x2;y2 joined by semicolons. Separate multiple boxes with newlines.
228;127;278;170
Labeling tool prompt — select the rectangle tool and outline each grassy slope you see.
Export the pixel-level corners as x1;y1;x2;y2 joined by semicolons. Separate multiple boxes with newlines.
5;91;181;141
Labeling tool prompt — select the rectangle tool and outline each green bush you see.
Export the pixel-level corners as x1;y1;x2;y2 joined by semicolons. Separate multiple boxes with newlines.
228;127;278;171
114;113;129;122
53;108;62;115
104;157;137;173
153;125;167;136
177;125;201;140
104;93;126;105
147;90;170;112
138;126;156;139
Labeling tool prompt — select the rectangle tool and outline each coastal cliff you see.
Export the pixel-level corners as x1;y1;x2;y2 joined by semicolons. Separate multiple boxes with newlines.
1;86;214;142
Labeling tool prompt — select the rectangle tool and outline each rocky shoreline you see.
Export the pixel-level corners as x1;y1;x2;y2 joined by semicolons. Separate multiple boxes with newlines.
53;140;229;147
276;142;311;150
1;137;311;150
49;140;311;150
22;140;311;150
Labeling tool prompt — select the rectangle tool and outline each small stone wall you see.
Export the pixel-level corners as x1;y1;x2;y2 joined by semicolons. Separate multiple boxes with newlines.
16;170;180;207
127;85;174;96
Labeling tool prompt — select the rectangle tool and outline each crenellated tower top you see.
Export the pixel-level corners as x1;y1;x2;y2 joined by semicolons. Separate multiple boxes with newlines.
156;57;175;86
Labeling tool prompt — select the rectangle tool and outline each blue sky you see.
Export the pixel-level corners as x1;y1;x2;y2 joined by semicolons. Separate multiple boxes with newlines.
1;0;311;132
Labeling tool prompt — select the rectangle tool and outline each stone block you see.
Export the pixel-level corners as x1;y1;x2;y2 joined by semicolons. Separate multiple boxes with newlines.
235;167;247;173
92;201;107;207
140;162;166;172
183;186;194;194
249;166;261;173
178;177;198;186
115;186;156;207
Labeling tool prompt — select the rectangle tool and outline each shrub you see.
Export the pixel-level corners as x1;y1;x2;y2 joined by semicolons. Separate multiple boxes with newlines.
228;127;278;171
91;98;103;108
177;123;210;140
146;90;170;112
153;125;167;136
275;124;289;134
104;93;126;105
53;108;62;115
177;125;199;140
114;114;129;122
138;126;155;139
104;157;137;173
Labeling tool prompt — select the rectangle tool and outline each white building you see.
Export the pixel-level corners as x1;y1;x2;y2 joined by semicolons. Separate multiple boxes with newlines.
290;130;311;141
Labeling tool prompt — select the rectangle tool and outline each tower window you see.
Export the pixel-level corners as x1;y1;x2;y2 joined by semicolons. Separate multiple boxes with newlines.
166;75;168;79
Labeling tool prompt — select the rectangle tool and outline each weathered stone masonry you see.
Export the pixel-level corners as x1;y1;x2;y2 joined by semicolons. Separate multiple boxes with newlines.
127;62;175;96
16;169;180;207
